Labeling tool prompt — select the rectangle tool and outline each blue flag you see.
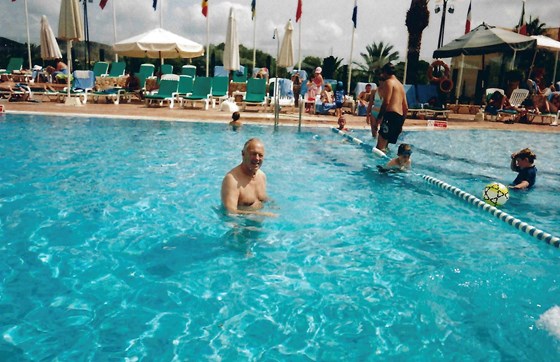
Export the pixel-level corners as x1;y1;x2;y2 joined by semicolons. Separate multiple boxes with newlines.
352;0;357;28
153;0;157;10
251;0;256;20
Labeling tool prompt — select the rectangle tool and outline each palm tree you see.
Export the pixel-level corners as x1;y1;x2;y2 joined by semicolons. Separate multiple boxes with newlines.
405;0;430;84
354;41;399;82
525;16;547;36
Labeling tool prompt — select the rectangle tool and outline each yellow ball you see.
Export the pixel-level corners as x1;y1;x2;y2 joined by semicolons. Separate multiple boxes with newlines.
483;182;509;206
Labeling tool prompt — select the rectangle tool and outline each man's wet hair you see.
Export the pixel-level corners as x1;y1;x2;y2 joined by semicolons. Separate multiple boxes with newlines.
232;111;240;121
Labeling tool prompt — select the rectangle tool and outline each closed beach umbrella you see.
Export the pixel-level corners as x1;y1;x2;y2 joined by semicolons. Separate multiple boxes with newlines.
223;7;240;71
58;0;83;104
113;28;204;64
41;15;62;60
278;20;294;68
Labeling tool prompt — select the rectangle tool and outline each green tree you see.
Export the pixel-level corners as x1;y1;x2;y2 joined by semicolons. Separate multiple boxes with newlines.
405;0;430;84
515;16;547;36
322;56;344;79
354;41;399;82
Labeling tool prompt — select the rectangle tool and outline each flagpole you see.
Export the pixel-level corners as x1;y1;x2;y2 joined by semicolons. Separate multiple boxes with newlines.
160;0;163;28
252;1;257;70
347;0;357;95
112;0;118;61
206;11;210;77
24;0;32;70
347;28;355;95
298;20;302;71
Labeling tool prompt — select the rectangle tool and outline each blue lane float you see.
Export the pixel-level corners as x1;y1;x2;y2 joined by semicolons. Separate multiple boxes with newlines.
330;128;560;249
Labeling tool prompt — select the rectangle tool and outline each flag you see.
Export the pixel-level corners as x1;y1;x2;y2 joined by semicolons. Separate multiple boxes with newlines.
351;0;357;28
464;0;471;34
202;0;208;17
517;0;527;35
251;0;256;20
153;0;157;11
295;0;302;23
100;0;108;10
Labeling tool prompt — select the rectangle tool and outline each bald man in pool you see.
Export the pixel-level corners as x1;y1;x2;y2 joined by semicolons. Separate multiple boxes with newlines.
221;138;277;217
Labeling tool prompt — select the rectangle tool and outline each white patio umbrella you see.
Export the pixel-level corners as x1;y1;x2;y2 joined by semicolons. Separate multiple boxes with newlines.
58;0;83;105
531;35;560;83
113;28;204;64
41;15;62;60
223;7;240;72
278;20;294;68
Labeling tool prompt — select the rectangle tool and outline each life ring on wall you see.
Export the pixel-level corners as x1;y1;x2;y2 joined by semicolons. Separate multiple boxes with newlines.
427;60;450;84
439;78;454;93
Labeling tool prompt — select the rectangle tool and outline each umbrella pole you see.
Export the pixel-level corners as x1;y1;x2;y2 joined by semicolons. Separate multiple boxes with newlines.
112;0;118;61
274;28;280;127
64;40;79;106
455;54;465;104
553;51;559;85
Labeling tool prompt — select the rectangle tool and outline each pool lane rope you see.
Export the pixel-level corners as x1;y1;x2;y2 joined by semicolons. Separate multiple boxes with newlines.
331;128;560;248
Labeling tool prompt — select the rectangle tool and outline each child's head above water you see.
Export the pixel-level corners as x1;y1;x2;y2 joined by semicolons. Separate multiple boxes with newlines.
397;143;412;157
231;111;240;122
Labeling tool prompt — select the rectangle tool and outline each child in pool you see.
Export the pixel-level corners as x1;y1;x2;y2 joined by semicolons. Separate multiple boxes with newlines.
377;143;412;172
510;148;537;189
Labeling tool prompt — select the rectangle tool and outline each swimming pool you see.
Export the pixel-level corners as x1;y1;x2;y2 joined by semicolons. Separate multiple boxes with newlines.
1;113;559;360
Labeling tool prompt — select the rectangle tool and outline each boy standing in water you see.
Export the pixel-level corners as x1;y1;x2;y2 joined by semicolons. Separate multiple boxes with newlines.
510;148;537;189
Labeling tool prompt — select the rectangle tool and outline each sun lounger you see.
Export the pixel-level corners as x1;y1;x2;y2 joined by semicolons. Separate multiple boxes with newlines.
145;78;179;108
210;76;229;108
175;75;194;104
232;66;247;83
57;70;95;104
92;61;109;77
415;84;450;119
107;61;126;77
181;65;197;78
182;77;212;110
404;84;427;118
0;57;23;75
161;64;173;75
138;63;155;89
498;88;529;123
268;78;295;111
213;65;228;77
242;78;267;111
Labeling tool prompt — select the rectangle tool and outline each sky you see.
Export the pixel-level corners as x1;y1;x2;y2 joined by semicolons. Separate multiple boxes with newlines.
1;0;559;66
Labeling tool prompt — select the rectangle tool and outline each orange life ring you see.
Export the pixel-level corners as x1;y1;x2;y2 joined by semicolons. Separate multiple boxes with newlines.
427;60;450;84
439;78;454;93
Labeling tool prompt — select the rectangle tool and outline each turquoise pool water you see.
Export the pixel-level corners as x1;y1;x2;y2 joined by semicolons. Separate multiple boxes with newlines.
1;114;559;360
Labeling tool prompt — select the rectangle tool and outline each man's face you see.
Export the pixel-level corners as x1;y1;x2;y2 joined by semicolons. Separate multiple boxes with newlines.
365;85;372;92
242;141;265;174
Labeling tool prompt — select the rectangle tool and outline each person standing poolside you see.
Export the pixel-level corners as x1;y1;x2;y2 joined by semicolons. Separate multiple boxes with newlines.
510;148;537;190
221;138;276;216
375;62;408;153
358;83;372;117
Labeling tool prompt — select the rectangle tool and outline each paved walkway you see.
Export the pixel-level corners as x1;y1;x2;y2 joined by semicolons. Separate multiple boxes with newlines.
2;98;559;133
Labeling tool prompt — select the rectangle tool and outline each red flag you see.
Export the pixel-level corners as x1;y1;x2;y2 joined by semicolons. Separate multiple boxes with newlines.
202;0;208;17
296;0;302;22
464;0;471;34
99;0;108;10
